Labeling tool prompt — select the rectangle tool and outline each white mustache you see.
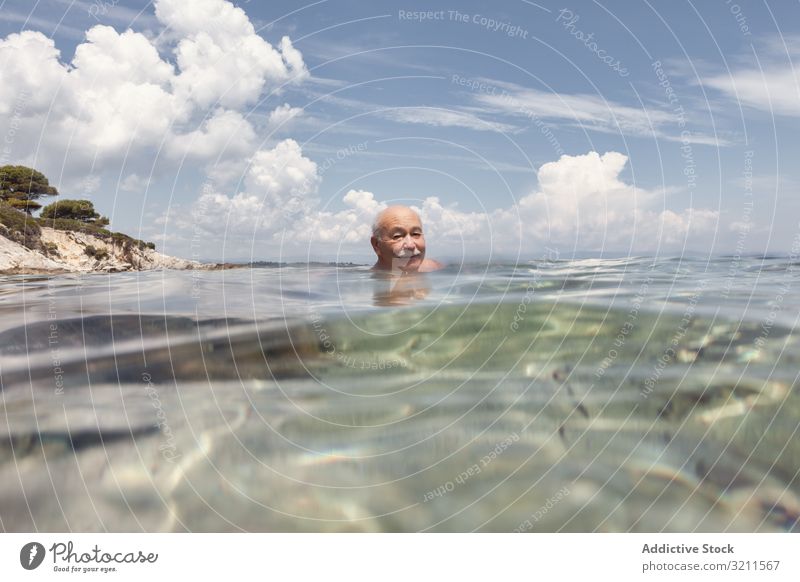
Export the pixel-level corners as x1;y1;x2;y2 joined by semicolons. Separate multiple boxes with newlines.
394;248;422;258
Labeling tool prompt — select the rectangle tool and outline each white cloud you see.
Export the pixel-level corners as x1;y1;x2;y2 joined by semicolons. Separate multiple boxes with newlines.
50;0;161;29
183;150;716;255
0;0;308;188
187;139;320;235
691;36;800;118
0;26;179;157
286;189;388;245
0;32;70;117
245;139;320;207
427;151;716;252
76;174;102;196
73;25;175;87
168;108;256;160
0;10;86;41
706;68;800;117
503;151;718;250
267;103;304;130
155;0;307;110
304;152;715;254
120;174;149;192
477;84;671;132
412;197;488;242
192;190;269;233
470;80;729;146
382;107;520;133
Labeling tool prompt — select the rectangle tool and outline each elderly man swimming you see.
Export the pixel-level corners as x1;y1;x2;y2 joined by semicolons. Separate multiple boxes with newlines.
370;205;444;273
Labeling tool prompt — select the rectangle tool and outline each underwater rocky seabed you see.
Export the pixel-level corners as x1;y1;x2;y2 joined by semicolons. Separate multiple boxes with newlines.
0;258;798;531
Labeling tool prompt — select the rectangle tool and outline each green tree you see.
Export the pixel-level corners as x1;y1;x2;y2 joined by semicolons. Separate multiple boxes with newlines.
0;200;41;249
6;198;42;214
40;199;110;226
0;165;59;213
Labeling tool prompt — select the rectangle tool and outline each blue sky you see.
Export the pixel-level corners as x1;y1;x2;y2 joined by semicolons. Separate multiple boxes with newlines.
0;0;798;261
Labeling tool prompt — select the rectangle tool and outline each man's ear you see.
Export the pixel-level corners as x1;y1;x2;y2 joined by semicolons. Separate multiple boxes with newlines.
370;236;380;255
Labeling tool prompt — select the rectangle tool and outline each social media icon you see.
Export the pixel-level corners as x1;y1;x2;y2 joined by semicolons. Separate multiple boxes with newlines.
20;542;46;570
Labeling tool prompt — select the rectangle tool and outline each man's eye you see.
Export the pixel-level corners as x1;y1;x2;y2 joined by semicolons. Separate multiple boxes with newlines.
412;232;422;238
392;235;402;240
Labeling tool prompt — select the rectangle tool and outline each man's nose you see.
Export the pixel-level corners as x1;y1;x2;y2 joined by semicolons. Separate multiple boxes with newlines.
400;234;416;248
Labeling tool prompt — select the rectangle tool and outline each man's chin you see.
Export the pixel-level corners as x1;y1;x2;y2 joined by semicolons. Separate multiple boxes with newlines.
391;255;423;272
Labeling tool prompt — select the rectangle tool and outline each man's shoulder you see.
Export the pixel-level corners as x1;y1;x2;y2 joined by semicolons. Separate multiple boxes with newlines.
419;258;445;272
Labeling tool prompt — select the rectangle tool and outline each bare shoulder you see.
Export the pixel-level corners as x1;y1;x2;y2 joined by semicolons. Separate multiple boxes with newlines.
419;258;445;272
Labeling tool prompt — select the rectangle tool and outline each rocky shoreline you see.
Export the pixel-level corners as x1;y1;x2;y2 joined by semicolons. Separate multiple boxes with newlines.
0;227;234;275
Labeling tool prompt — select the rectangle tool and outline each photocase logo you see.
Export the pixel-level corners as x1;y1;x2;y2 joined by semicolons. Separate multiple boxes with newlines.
20;542;46;570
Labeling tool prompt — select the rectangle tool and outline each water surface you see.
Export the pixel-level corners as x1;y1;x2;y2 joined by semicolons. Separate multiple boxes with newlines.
1;258;798;531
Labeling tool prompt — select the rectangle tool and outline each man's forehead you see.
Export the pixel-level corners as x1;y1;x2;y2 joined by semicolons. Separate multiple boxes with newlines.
379;209;422;230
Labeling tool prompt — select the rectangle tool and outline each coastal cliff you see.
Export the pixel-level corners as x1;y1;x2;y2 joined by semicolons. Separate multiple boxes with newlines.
0;225;216;275
0;166;229;275
0;163;241;275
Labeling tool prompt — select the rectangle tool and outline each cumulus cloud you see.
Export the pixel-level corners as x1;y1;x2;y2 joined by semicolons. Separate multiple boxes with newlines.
183;149;716;256
501;151;718;250
0;31;70;117
286;190;388;245
187;139;320;235
245;139;320;210
156;0;307;109
168;109;256;160
300;152;713;254
389;152;715;253
267;103;305;130
412;197;489;243
0;0;308;187
185;174;386;249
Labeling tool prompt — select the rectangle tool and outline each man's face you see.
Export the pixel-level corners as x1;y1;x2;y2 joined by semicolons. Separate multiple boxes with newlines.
371;208;427;272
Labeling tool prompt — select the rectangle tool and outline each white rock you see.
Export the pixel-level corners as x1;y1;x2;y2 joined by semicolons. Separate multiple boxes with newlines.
0;230;66;273
1;227;221;275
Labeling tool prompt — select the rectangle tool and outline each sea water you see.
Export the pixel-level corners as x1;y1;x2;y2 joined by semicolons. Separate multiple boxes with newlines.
0;257;798;531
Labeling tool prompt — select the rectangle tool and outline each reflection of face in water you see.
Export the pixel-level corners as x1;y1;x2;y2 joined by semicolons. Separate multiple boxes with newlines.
372;271;431;306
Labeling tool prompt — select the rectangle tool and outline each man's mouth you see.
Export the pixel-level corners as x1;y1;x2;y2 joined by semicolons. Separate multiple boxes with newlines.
394;249;421;259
